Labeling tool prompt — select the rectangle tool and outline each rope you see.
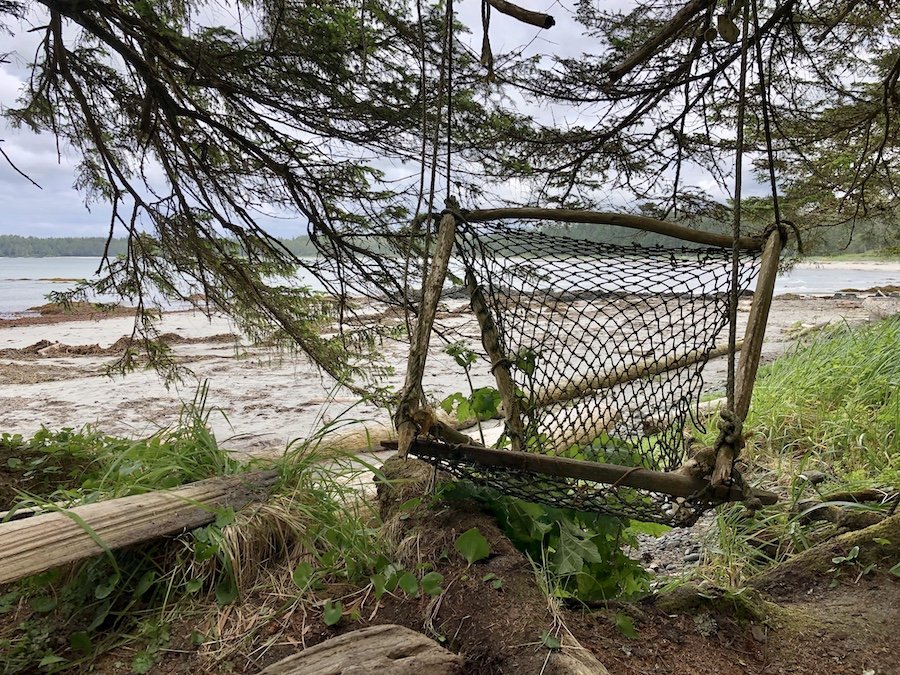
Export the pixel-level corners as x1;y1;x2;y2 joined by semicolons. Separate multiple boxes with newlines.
725;0;753;412
752;0;785;244
445;0;455;201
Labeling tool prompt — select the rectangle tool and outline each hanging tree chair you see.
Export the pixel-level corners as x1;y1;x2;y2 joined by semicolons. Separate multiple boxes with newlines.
382;0;783;526
387;206;782;527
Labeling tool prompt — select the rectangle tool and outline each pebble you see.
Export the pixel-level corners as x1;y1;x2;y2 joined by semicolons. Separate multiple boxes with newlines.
625;513;715;576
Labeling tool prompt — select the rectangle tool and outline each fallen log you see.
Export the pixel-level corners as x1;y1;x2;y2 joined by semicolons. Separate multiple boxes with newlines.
257;624;463;675
0;470;277;585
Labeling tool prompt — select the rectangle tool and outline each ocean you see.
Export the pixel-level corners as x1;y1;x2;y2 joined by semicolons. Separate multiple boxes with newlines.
1;256;898;317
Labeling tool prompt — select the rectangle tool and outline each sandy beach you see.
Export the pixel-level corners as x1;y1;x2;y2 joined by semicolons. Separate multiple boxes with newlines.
0;290;888;457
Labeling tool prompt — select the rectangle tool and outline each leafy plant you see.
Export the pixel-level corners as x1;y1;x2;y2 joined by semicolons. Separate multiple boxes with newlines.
454;528;491;565
446;483;649;601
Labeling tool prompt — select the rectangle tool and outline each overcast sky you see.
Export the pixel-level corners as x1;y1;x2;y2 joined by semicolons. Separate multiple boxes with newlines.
0;0;745;238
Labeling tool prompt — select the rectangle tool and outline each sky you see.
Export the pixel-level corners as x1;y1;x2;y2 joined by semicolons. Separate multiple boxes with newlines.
0;0;746;238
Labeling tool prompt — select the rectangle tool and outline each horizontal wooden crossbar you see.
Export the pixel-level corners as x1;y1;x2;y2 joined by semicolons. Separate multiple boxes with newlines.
464;207;764;251
383;439;777;505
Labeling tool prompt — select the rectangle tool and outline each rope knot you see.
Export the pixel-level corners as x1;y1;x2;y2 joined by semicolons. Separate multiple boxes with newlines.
714;408;744;453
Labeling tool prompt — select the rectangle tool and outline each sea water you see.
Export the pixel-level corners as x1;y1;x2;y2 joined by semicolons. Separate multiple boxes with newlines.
1;256;898;316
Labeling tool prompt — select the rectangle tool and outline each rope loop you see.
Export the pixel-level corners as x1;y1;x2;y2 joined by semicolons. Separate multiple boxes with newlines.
714;408;745;458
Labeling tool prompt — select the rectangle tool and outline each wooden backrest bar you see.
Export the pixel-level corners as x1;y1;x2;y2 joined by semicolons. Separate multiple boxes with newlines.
464;207;765;251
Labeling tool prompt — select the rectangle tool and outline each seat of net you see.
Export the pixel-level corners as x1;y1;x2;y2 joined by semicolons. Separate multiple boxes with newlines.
405;219;765;526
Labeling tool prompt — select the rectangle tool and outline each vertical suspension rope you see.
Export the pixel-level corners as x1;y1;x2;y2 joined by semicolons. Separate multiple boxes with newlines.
445;0;454;200
751;0;782;229
725;1;753;412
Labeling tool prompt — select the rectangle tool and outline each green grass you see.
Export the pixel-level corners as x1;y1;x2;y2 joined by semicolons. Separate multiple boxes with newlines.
746;315;899;484
695;316;900;587
0;390;390;673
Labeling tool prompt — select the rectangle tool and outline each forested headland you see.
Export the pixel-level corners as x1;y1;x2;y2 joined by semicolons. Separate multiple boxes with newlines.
0;235;318;258
3;219;897;258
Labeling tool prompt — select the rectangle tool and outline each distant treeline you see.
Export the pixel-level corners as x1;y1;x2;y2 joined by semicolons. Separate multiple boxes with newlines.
0;235;318;257
2;219;897;258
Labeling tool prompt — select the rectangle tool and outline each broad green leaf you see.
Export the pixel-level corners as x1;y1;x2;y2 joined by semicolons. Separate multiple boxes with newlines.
215;575;238;605
371;573;387;600
421;571;444;596
94;573;120;600
323;599;343;626
889;562;900;578
540;630;561;650
134;570;156;597
398;572;419;597
69;631;93;656
615;613;638;638
184;578;203;594
455;527;490;565
554;520;603;576
214;507;235;528
39;654;66;667
292;562;314;591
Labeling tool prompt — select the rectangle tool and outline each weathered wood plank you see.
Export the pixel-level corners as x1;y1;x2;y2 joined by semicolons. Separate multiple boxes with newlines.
257;624;463;675
0;470;277;585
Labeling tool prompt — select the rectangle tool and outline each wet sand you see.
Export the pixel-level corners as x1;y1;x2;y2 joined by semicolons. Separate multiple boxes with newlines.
0;293;879;457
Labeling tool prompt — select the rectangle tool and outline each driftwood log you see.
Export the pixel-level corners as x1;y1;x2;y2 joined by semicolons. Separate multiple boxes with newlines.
0;470;277;585
377;456;610;674
257;624;463;675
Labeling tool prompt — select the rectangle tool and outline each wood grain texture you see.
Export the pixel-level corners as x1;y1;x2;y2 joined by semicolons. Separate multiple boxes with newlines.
396;212;458;457
257;624;463;675
0;470;276;584
465;207;764;250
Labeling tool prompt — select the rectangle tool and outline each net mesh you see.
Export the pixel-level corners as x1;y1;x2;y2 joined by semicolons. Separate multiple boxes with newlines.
409;219;762;525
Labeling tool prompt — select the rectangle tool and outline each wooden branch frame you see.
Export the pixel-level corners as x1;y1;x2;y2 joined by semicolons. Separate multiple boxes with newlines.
464;207;764;251
485;0;555;29
712;228;785;486
531;340;743;409
385;439;777;505
466;271;528;451
734;230;784;419
396;211;459;457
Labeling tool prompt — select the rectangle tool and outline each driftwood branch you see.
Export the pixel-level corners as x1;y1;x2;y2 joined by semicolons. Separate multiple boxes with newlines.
607;0;713;82
0;471;277;585
464;207;764;251
396;211;458;457
387;440;778;505
712;229;783;487
531;341;742;409
484;0;555;29
466;271;527;451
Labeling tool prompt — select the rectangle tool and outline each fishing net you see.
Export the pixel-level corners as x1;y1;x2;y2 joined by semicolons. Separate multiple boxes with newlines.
408;219;762;525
